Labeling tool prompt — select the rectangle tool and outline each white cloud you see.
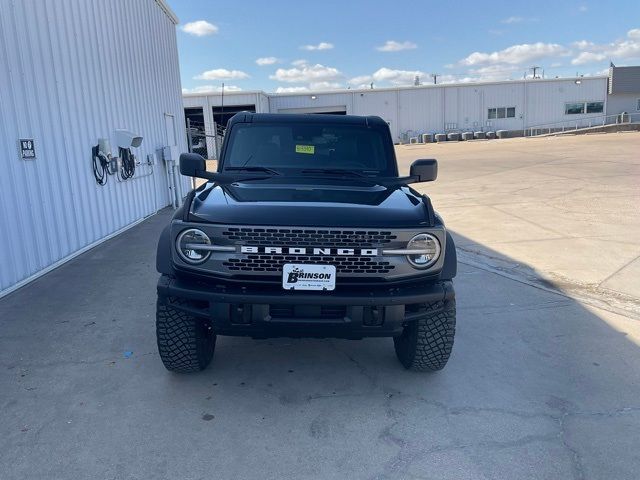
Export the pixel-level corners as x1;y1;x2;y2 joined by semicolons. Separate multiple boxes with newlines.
500;16;538;24
270;62;342;83
276;86;310;93
181;20;218;37
193;68;250;80
572;40;595;50
349;68;425;87
182;85;242;94
571;29;640;65
571;52;607;65
291;59;308;66
309;81;342;90
501;16;524;24
255;57;279;66
459;42;569;66
467;64;519;78
372;67;425;85
376;40;417;52
348;75;373;85
300;42;334;51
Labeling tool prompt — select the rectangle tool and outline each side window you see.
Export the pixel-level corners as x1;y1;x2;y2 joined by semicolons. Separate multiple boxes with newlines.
488;106;516;119
636;98;640;111
586;102;604;113
565;103;585;115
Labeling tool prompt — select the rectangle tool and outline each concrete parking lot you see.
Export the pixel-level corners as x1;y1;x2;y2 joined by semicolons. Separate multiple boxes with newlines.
399;132;640;318
1;134;639;479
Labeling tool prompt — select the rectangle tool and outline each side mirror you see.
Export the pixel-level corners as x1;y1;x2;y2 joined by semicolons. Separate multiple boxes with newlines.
410;159;438;182
179;153;206;177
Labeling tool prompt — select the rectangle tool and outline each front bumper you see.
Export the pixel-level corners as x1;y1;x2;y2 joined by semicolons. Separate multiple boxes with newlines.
157;275;455;339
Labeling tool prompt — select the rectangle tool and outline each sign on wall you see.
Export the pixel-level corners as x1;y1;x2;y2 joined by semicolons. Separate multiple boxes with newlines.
19;139;36;159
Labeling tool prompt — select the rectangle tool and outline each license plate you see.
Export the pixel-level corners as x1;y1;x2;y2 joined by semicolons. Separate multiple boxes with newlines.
282;264;336;291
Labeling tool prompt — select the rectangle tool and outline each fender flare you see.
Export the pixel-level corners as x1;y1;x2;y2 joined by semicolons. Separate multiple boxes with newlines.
440;231;457;280
156;225;175;275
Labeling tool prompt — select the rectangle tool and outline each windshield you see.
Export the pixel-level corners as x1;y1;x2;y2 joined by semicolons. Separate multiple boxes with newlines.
221;123;395;175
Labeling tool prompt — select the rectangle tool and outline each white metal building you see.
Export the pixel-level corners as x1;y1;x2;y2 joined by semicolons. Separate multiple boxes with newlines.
184;67;640;150
0;0;188;297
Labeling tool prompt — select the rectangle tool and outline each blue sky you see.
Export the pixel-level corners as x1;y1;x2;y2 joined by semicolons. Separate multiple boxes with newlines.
171;0;640;94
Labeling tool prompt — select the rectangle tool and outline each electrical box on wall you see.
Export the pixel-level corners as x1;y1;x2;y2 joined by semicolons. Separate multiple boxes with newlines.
163;145;179;163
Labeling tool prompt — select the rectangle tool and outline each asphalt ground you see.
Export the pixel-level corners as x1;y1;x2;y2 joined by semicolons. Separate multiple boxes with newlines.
1;133;639;479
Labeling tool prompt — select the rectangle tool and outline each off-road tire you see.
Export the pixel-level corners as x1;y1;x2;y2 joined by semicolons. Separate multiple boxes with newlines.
394;299;456;371
156;297;215;373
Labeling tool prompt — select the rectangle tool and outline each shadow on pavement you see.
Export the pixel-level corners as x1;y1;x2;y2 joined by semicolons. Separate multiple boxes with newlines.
0;210;638;479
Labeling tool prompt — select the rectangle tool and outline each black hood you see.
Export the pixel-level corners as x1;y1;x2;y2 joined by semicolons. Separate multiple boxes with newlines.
188;178;433;228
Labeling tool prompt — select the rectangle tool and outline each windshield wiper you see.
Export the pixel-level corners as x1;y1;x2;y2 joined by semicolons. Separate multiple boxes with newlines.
225;166;280;175
300;168;374;177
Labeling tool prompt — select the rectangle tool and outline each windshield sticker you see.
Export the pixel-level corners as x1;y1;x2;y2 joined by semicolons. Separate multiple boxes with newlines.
295;145;315;155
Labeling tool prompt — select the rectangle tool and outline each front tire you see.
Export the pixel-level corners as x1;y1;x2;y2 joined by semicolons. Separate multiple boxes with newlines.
156;297;215;373
394;299;456;371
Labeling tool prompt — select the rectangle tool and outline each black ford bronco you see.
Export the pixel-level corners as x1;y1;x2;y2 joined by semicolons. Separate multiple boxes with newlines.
156;113;456;373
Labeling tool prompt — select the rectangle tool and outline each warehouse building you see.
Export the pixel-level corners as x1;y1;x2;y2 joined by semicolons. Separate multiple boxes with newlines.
0;0;188;297
184;66;640;156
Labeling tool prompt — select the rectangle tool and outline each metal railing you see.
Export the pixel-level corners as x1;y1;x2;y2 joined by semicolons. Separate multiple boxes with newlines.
526;112;640;137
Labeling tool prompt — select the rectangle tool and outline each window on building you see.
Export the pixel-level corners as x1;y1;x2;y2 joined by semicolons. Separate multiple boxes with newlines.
488;106;516;119
637;98;640;111
565;103;586;115
586;102;604;113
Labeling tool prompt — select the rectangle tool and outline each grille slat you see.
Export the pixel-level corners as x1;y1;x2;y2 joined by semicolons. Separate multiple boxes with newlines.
223;254;394;274
222;228;396;247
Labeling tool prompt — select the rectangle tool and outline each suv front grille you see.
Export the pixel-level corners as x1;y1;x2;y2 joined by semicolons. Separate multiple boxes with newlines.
224;254;395;274
222;228;396;247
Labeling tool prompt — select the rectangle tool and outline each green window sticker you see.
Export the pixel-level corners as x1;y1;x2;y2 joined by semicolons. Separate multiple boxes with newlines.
295;145;315;155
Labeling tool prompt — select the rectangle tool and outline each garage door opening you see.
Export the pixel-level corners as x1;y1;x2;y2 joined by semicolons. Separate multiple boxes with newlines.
212;104;256;134
184;107;208;158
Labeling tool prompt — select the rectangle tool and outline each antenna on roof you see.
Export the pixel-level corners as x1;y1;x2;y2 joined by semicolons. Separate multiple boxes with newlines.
530;66;541;79
370;82;374;89
219;82;225;135
430;73;439;84
414;75;421;86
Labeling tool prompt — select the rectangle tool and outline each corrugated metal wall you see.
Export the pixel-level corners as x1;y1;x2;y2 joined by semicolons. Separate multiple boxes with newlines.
184;77;609;141
606;93;640;115
0;0;187;295
525;78;607;126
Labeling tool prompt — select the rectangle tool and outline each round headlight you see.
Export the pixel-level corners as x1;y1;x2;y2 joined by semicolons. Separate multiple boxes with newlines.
406;233;441;268
176;228;211;264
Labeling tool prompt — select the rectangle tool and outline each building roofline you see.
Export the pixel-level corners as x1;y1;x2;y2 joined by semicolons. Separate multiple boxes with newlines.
183;89;267;98
155;0;179;24
182;75;609;100
271;75;609;97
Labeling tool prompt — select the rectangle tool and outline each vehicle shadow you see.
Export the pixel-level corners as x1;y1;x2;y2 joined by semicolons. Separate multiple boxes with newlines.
0;215;638;479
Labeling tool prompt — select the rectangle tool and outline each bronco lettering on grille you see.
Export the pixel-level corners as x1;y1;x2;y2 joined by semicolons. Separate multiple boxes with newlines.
240;246;378;256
